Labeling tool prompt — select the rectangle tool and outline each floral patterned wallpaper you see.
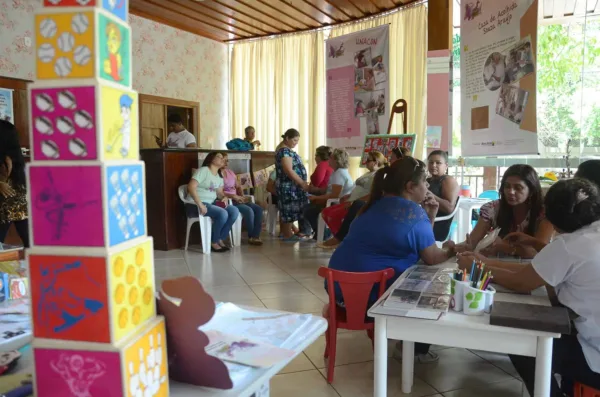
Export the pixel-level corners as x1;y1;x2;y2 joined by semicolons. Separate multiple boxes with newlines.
0;0;229;144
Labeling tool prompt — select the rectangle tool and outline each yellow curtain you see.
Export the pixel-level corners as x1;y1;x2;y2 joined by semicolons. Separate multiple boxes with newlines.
330;5;428;161
230;31;325;168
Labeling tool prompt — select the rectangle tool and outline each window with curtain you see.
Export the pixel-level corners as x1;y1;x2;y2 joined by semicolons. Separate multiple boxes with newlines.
451;0;600;163
229;3;428;179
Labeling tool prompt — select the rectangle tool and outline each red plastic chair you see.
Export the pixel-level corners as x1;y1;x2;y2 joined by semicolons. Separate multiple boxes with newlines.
317;266;395;383
574;382;600;397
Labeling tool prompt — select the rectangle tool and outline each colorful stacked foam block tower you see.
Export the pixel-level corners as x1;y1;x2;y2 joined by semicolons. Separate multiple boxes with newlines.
26;1;169;396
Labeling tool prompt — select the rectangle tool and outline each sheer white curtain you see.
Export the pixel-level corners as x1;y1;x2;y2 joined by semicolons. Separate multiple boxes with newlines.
230;31;325;165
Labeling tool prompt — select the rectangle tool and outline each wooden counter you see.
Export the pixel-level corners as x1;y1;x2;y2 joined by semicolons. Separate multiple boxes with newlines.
140;149;275;251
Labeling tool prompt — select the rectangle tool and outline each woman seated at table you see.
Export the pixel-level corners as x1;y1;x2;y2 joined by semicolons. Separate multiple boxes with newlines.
390;146;411;163
455;164;554;258
318;150;387;249
502;159;600;256
187;152;239;253
327;157;456;363
459;178;600;396
427;150;460;241
220;153;264;246
303;149;354;239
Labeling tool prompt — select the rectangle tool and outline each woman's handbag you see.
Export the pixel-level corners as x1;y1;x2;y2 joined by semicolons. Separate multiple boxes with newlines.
321;202;350;236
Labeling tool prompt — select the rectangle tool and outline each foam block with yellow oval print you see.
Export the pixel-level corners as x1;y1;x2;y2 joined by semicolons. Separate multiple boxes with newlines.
109;237;156;343
35;7;131;88
32;316;168;397
28;236;155;345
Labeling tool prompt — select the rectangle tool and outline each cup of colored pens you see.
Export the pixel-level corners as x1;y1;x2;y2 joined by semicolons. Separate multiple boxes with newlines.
451;270;469;312
461;261;496;316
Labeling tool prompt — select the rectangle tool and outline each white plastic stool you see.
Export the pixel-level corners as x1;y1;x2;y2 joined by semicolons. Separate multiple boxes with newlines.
266;193;279;236
178;185;213;254
317;199;340;244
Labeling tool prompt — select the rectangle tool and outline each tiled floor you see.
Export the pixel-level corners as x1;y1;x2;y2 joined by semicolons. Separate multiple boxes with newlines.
154;236;529;397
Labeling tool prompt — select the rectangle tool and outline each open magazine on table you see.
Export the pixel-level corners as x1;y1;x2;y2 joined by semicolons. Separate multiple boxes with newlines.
381;265;453;320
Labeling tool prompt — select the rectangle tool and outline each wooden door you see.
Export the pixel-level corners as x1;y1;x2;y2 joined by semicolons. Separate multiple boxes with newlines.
140;102;166;149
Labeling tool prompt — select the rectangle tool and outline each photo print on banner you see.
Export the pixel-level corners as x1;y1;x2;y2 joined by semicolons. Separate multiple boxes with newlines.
360;134;415;166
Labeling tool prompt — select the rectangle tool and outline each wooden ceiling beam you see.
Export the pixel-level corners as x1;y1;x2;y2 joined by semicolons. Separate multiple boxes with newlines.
228;0;304;30
268;0;333;25
302;0;343;22
170;0;270;36
367;0;382;12
202;1;282;33
321;0;353;19
130;4;230;41
143;0;250;38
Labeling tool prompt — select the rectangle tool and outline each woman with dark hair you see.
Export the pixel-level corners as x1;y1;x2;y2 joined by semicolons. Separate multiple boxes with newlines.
220;153;263;246
456;164;554;257
186;151;239;253
275;129;309;242
503;159;600;252
303;148;354;239
0;121;28;247
327;157;455;363
427;150;459;241
575;159;600;187
390;146;410;163
309;146;333;191
459;178;600;396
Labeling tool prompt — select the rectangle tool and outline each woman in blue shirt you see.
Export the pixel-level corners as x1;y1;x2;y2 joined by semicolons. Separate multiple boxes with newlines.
327;157;456;362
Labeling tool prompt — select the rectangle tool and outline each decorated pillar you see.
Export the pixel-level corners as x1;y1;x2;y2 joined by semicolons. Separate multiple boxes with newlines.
26;1;168;396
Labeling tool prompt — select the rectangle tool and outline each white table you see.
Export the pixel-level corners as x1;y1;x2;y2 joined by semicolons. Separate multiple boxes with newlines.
15;304;326;397
456;198;490;242
170;309;327;397
368;263;560;397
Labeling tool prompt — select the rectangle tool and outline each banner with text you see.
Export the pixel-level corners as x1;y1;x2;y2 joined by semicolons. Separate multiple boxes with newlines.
326;25;390;156
461;0;538;156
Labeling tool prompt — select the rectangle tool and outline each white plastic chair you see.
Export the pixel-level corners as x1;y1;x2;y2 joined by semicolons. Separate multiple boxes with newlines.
224;195;255;246
178;185;212;254
317;198;340;244
265;193;279;236
434;196;462;243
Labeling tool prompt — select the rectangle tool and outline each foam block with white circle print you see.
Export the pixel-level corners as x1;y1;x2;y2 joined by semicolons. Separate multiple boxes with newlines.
54;57;72;77
38;43;55;64
57;32;75;52
41;0;128;23
29;83;138;161
39;18;57;38
71;13;89;34
73;45;92;66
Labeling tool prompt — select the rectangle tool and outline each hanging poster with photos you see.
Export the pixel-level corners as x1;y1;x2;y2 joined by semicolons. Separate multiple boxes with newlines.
360;134;415;167
326;25;389;156
460;0;539;156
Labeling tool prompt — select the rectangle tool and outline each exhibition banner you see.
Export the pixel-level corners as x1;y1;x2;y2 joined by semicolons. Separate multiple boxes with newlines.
326;25;390;156
460;0;538;156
